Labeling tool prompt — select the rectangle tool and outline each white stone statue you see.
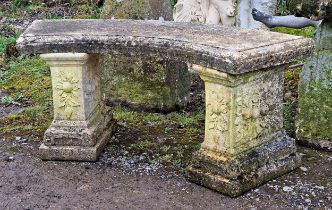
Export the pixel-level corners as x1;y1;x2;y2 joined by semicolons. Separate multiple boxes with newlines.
237;0;278;29
173;0;236;26
173;0;278;29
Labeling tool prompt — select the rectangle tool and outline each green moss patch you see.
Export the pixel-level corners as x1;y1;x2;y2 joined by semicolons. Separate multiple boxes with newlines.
111;106;204;166
271;26;315;38
0;0;101;19
0;56;53;137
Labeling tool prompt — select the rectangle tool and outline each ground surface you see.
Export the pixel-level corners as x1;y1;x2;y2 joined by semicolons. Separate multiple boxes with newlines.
0;135;331;210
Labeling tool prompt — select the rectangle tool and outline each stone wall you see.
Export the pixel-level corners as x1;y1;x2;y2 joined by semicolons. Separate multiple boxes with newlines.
101;0;173;20
296;20;332;150
100;0;191;111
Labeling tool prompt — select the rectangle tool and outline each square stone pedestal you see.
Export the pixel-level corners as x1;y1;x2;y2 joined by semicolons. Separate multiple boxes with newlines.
187;65;301;197
39;53;113;161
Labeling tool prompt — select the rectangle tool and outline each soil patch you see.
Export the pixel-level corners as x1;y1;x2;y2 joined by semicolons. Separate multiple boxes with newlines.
0;133;331;209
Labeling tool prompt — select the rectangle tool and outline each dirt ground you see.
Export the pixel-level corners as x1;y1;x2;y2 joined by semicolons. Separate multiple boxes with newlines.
0;131;331;210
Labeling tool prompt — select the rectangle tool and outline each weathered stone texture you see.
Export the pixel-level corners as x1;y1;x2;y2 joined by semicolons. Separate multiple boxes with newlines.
101;0;173;20
194;65;285;157
16;19;314;74
187;65;300;197
100;2;189;111
40;53;113;161
296;21;332;151
287;0;332;21
187;134;300;197
100;56;191;111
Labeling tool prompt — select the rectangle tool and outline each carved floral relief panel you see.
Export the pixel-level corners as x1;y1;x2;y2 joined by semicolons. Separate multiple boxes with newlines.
202;82;231;153
233;70;283;152
200;67;284;156
52;68;82;121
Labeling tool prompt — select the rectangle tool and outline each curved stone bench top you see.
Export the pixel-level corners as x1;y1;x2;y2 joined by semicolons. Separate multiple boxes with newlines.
17;19;314;74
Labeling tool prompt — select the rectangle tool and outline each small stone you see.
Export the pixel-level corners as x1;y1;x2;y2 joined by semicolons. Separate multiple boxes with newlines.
6;156;15;162
315;185;325;190
284;91;292;99
15;136;21;141
304;199;311;203
300;167;308;172
283;186;293;192
139;155;146;161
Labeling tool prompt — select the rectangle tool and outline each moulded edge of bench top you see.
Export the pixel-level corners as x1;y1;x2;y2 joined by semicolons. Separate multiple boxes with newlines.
16;19;315;74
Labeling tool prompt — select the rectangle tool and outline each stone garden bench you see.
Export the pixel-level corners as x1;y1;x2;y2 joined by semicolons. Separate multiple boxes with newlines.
17;19;314;197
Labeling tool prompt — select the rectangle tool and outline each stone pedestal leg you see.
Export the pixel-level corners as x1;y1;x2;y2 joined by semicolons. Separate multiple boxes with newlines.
39;53;113;161
187;65;300;197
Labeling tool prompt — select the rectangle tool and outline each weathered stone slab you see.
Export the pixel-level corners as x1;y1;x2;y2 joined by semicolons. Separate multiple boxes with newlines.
16;19;314;74
296;20;332;151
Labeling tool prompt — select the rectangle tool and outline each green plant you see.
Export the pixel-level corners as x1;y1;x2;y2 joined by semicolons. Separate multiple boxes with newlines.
112;107;140;123
159;154;172;163
173;149;184;164
0;36;17;53
194;144;201;151
131;139;155;150
0;55;52;137
277;0;289;15
12;0;30;8
170;0;177;9
0;96;14;106
271;26;315;38
161;145;171;153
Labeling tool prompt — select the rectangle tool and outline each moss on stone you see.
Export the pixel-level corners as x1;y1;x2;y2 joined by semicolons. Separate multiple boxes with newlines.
297;50;332;141
100;0;189;111
101;0;150;19
0;56;53;137
100;55;191;110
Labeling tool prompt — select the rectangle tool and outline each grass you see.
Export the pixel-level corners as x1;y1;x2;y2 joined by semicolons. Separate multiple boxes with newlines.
113;106;204;128
0;36;18;53
111;105;204;166
271;26;316;38
131;139;156;150
0;0;102;19
0;55;52;137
